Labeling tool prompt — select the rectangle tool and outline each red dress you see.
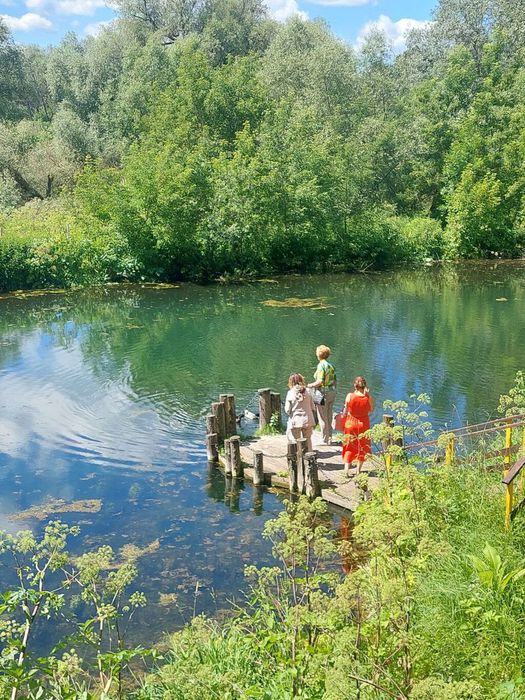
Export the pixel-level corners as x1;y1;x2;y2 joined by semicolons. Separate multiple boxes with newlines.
342;393;371;464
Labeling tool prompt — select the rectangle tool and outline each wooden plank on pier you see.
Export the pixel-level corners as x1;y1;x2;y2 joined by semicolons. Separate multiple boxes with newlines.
218;433;380;513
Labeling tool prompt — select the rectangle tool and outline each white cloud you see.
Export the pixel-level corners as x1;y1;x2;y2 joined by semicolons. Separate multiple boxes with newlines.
25;0;48;10
55;0;106;15
309;0;374;5
266;0;307;22
0;332;196;473
84;17;112;35
356;14;431;54
1;11;53;30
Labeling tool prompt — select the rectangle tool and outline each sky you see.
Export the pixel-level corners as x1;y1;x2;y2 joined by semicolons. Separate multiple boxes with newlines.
1;0;436;50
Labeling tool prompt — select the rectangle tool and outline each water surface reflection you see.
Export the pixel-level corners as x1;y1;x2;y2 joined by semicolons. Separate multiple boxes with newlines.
0;263;523;643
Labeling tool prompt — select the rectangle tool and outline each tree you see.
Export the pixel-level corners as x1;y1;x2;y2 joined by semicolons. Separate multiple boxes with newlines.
0;20;26;121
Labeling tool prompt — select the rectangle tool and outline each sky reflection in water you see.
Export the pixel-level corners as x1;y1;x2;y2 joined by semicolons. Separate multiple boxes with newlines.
0;263;523;643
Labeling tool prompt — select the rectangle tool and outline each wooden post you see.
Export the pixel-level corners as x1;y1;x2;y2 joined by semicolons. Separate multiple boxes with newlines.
211;401;226;443
304;452;321;498
505;482;514;530
258;388;272;430
230;436;243;479
220;394;236;436
224;438;232;475
229;394;237;434
206;414;218;436
382;414;393;470
270;392;281;426
445;436;455;466
206;432;218;462
384;452;392;478
382;414;393;450
287;442;298;493
253;451;264;486
296;437;307;494
504;418;513;473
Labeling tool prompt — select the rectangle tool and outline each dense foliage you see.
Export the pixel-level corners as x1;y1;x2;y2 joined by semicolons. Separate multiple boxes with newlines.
1;0;525;288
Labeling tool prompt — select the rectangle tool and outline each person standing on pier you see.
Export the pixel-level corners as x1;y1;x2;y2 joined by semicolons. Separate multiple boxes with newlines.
308;344;337;445
342;376;374;477
285;374;315;453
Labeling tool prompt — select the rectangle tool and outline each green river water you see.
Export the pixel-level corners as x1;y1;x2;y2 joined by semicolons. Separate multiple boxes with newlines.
0;261;523;644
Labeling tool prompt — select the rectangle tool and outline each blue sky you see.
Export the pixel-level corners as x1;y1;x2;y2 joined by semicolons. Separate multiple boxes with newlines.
1;0;437;48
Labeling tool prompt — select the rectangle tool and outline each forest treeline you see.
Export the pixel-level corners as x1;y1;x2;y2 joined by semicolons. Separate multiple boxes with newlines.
1;0;525;288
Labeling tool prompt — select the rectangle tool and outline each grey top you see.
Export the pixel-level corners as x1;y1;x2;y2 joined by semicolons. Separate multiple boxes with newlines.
285;388;315;429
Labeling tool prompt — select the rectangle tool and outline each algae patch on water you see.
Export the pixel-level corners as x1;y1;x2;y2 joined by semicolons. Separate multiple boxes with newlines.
120;539;160;561
261;297;334;310
159;592;178;606
11;499;102;521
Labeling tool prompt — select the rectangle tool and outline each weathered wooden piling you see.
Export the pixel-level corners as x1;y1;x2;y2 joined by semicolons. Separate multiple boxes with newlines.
206;432;219;462
224;437;232;475
287;442;298;493
206;413;218;436
220;394;237;436
296;437;307;493
258;388;272;430
270;391;281;424
304;451;321;498
253;450;264;486
230;435;243;479
211;401;227;443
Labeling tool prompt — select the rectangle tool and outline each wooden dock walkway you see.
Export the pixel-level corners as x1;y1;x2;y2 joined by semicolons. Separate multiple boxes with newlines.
219;434;380;513
205;388;525;523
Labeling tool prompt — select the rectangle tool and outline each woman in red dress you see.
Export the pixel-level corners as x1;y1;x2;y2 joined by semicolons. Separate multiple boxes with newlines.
342;376;374;476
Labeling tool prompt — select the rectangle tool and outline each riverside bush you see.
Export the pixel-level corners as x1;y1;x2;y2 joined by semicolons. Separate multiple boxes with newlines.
0;199;141;290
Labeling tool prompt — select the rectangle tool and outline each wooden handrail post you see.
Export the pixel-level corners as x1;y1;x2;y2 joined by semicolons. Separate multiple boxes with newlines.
445;436;455;466
258;388;272;430
382;414;393;451
505;482;514;531
504;418;513;473
385;452;392;478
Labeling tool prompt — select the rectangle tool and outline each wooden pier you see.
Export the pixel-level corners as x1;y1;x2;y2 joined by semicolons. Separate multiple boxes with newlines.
226;433;379;512
205;388;380;514
205;389;525;521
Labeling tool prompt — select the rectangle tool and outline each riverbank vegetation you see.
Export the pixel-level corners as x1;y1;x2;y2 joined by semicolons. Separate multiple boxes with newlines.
2;380;525;698
1;0;525;289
